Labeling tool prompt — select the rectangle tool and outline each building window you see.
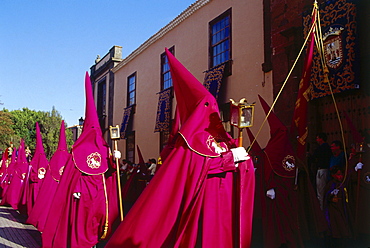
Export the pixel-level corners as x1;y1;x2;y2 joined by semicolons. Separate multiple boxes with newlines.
159;47;174;151
127;72;136;106
209;9;231;68
126;131;135;163
97;79;106;130
161;47;174;90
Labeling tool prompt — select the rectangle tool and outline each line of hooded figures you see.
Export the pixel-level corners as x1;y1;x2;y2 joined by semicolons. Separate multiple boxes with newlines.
0;50;369;248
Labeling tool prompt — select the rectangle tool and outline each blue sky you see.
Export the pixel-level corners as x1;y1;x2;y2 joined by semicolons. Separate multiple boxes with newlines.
0;1;195;126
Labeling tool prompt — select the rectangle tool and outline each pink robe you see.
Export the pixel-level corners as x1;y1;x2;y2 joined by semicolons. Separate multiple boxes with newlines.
258;95;327;248
26;151;70;231
41;73;119;248
106;135;255;247
0;147;16;198
2;141;29;210
106;49;255;247
22;122;49;216
27;120;70;231
41;155;118;248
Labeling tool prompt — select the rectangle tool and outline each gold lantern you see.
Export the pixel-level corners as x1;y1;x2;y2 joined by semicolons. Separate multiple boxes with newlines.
230;98;255;146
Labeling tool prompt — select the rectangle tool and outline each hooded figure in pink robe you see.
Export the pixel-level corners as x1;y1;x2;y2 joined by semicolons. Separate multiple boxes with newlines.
1;140;29;210
41;72;118;248
0;147;17;198
257;95;327;248
0;146;13;195
106;49;255;247
20;122;49;216
27;120;70;232
257;95;304;248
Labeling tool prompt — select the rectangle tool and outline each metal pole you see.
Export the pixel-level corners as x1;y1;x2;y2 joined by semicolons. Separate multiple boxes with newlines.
114;139;124;221
238;128;243;147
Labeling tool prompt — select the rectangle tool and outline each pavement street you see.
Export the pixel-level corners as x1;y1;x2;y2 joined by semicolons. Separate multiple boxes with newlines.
0;205;41;248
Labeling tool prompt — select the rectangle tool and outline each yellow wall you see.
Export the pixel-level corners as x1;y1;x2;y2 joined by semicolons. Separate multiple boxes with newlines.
112;0;272;162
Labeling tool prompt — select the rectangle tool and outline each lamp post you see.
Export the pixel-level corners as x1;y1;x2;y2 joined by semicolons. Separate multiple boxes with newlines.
230;98;255;147
109;125;124;221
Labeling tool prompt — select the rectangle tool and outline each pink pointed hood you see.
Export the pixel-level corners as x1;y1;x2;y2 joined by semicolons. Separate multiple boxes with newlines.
246;128;263;155
136;145;149;174
165;48;233;157
30;122;48;178
15;139;29;179
17;139;27;165
6;147;17;174
35;123;45;153
72;72;109;175
49;120;70;181
137;145;145;166
57;120;68;151
258;95;296;178
11;147;17;162
258;95;287;136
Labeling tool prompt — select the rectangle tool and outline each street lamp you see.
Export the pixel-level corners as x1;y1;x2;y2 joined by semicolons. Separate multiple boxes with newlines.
230;98;255;147
109;125;124;221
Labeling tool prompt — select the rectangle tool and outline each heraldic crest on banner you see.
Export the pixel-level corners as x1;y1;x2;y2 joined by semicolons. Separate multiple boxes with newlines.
303;0;359;99
323;26;344;70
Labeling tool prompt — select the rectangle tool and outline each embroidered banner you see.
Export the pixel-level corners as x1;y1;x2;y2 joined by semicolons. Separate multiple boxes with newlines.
303;0;359;99
203;64;225;99
154;88;172;132
120;105;133;139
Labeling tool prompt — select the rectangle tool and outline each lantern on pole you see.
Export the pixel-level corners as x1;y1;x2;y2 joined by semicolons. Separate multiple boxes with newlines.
110;125;124;221
230;98;255;147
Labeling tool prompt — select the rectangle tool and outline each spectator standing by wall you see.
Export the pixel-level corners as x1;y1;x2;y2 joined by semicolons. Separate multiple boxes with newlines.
310;133;332;210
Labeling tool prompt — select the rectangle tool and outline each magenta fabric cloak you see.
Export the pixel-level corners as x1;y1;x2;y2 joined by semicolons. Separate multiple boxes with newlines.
1;140;29;210
106;49;255;247
0;147;17;199
0;146;12;192
21;122;49;216
41;72;118;248
27;120;70;232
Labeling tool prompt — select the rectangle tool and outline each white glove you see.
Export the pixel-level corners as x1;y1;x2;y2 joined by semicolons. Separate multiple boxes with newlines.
266;188;275;200
331;189;339;195
73;192;81;199
355;162;363;172
231;147;250;163
114;150;122;159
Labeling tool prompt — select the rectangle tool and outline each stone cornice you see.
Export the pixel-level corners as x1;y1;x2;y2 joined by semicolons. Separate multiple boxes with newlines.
112;0;211;73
